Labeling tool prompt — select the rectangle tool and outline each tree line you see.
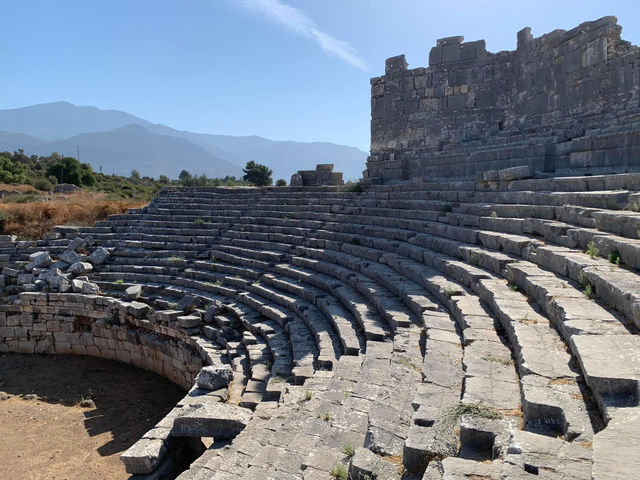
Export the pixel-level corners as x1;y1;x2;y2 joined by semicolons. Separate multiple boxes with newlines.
0;150;284;197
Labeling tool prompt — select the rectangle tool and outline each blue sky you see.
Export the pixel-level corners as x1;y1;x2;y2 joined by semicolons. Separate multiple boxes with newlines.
2;1;639;152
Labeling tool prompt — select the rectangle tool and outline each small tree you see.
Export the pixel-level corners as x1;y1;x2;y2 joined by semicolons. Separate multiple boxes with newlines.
130;169;141;182
242;161;272;186
46;156;96;187
275;179;287;187
179;170;192;182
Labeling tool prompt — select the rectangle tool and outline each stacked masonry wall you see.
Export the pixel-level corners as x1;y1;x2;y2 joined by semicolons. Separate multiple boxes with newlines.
366;16;640;182
0;293;204;390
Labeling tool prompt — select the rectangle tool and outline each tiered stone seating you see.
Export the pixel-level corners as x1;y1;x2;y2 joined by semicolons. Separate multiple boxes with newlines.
2;176;639;479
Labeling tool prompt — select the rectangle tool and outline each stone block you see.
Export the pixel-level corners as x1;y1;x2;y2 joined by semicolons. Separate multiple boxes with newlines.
172;402;251;439
195;364;233;390
121;438;167;474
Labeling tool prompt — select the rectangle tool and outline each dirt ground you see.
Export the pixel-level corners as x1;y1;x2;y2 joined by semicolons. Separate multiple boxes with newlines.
0;353;185;480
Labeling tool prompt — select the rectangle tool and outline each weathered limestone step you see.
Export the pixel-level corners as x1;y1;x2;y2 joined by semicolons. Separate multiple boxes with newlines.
592;406;640;480
404;308;463;475
501;430;592;479
261;272;363;355
570;335;640;421
506;261;631;338
423;457;502;480
532;244;640;329
172;402;252;438
286;258;392;340
294;247;416;330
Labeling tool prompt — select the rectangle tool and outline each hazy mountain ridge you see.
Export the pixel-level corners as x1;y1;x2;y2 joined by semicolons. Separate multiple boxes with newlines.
0;102;368;181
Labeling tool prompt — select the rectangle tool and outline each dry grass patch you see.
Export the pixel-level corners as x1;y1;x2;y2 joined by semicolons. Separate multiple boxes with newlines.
0;190;146;239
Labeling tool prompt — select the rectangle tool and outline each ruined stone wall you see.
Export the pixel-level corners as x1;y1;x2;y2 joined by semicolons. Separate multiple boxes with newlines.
366;16;640;182
0;293;204;389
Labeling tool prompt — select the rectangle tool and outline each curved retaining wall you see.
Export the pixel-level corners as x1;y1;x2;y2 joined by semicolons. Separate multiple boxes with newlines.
0;292;205;390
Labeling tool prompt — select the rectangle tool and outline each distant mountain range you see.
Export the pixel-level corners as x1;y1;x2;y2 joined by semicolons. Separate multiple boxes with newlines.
0;102;368;181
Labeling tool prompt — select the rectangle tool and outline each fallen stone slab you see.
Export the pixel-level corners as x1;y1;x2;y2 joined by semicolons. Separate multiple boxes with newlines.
195;364;233;391
72;278;100;294
172;402;251;439
29;251;52;268
88;247;110;265
68;261;93;275
120;437;167;474
67;237;85;251
177;314;202;329
59;250;85;265
177;294;201;313
123;284;142;301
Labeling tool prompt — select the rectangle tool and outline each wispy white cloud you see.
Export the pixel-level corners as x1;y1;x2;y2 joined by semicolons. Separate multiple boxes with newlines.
239;0;368;71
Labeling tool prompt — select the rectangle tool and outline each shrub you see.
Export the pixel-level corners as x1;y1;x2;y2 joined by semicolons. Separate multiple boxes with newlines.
0;211;10;233
329;464;348;480
348;179;364;193
275;179;287;187
440;204;453;213
32;177;55;192
12;192;42;203
608;250;621;265
586;241;599;258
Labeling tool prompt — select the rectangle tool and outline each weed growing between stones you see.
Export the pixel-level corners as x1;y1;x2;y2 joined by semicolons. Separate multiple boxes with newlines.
342;443;355;457
329;463;348;480
508;284;519;291
491;211;498;218
305;390;312;401
628;199;640;212
115;279;124;284
481;355;514;366
318;412;333;422
608;250;621;265
392;356;421;373
193;218;208;225
586;241;599;258
583;283;594;299
439;403;502;432
440;204;453;213
444;287;459;298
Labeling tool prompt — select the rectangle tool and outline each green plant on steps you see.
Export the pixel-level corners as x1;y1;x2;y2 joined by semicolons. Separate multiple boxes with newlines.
586;241;599;259
491;211;498;218
342;443;355;457
440;204;453;213
329;464;348;480
583;283;594;299
608;250;621;266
